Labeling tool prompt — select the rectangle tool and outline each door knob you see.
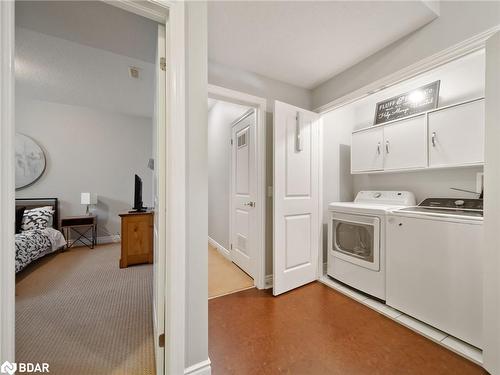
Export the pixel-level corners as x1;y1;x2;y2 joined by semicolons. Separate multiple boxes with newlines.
244;201;255;208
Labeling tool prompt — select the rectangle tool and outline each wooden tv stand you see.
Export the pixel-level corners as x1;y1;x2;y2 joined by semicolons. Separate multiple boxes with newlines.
119;211;153;268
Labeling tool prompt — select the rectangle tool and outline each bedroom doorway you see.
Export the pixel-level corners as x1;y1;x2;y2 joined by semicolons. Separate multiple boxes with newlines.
2;1;174;374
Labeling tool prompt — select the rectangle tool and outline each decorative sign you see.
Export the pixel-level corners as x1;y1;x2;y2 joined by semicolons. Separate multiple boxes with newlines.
15;133;46;190
374;80;440;125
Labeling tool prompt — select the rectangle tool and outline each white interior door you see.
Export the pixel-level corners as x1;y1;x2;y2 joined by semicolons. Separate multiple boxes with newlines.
273;101;320;296
231;109;257;278
153;24;166;375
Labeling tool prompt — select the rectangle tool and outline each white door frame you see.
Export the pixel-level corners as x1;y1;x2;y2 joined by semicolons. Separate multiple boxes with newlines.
208;84;267;290
0;0;16;364
0;2;188;375
315;25;500;372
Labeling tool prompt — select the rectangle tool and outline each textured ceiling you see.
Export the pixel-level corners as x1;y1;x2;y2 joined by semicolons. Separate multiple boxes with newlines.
15;1;157;118
16;27;155;118
16;1;158;63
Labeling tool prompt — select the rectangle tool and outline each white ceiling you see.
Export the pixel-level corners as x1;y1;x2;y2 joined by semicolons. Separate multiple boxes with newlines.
208;1;439;89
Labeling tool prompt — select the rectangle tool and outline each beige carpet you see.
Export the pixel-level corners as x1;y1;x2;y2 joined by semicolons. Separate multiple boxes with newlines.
16;243;155;375
208;244;254;299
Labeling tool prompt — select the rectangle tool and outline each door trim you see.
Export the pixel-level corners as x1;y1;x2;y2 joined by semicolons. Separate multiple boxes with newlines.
0;0;15;364
0;2;188;374
208;84;267;290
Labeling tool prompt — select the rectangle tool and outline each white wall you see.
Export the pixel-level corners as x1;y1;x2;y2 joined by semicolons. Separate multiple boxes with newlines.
321;50;486;253
185;1;209;371
209;60;312;110
15;18;154;238
323;50;485;209
313;1;500;109
208;100;250;250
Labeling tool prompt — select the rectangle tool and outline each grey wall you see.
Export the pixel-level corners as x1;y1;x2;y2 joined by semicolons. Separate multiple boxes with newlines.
312;1;500;109
16;99;153;238
207;100;250;250
15;16;154;239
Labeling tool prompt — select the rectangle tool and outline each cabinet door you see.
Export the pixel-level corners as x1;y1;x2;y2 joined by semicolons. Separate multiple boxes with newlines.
383;115;427;171
428;99;485;168
351;127;384;173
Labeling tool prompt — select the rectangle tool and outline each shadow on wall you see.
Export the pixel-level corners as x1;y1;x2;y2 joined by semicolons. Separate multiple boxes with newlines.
90;196;132;239
339;144;353;202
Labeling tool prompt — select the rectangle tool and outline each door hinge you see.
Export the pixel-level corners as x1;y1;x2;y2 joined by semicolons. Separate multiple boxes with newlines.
160;57;166;71
230;243;233;250
159;333;165;348
230;139;233;146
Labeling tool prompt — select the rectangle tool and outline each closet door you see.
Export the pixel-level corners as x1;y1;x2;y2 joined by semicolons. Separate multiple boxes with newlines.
351;127;384;173
428;99;485;168
383;115;427;171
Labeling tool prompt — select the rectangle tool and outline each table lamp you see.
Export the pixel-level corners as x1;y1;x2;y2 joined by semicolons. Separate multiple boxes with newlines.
81;192;98;215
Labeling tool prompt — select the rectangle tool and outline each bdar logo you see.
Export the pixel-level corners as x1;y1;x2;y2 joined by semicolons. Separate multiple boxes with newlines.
0;361;17;375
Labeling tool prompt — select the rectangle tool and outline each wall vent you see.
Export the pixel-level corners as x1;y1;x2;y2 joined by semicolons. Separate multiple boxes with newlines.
237;131;247;148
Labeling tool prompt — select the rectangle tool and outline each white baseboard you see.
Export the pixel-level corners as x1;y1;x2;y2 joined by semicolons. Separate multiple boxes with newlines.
185;358;211;375
97;235;121;244
265;274;273;289
208;236;231;261
66;235;120;247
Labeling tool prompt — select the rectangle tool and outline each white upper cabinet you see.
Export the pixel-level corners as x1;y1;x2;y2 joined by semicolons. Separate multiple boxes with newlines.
428;99;485;168
383;115;427;171
351;127;384;172
350;99;485;174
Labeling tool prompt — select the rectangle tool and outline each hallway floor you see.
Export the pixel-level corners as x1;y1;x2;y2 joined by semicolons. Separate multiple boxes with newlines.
208;243;254;298
209;282;486;375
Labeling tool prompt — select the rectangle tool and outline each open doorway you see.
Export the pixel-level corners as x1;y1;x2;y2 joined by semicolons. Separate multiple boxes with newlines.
207;85;268;298
12;2;166;373
207;99;255;298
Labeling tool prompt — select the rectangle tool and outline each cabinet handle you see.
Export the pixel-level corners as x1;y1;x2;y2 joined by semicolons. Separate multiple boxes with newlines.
431;132;436;147
377;142;381;155
385;140;390;154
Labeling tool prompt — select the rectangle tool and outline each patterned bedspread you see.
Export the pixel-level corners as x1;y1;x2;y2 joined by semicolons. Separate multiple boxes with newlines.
15;228;66;273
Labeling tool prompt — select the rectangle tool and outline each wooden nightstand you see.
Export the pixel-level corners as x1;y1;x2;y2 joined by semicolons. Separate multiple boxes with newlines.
119;211;153;268
61;215;97;249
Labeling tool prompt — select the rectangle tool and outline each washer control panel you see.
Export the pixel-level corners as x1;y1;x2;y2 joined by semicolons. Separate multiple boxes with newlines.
355;191;416;206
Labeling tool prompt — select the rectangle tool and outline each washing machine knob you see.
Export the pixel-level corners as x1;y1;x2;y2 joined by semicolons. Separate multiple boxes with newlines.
455;200;465;206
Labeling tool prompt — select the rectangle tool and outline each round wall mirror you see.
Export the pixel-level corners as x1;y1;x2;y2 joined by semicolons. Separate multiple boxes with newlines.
15;133;46;190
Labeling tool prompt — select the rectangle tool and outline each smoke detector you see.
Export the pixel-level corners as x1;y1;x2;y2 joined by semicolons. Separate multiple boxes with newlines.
129;66;140;79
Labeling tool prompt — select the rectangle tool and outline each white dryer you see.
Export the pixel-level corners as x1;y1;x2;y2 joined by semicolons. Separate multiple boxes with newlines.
327;191;415;300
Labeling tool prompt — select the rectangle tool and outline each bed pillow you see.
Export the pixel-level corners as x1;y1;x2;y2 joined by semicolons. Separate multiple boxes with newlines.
15;206;26;234
21;206;54;231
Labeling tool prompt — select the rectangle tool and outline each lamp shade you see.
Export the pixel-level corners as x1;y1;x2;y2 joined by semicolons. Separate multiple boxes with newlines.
81;192;98;205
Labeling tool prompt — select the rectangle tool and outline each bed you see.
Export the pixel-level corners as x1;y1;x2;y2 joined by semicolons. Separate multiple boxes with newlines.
15;198;66;273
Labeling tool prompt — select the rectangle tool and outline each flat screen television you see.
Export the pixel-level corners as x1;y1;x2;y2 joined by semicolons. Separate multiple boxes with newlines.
130;174;146;212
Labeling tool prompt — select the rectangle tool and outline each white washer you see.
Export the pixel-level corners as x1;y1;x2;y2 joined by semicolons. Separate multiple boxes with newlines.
327;191;415;300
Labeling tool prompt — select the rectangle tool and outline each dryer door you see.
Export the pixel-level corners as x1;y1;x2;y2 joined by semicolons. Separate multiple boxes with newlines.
330;212;380;271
